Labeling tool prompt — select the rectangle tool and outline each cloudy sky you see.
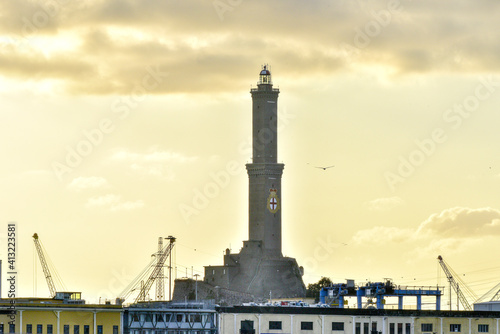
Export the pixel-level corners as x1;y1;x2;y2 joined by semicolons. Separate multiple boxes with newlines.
1;0;500;307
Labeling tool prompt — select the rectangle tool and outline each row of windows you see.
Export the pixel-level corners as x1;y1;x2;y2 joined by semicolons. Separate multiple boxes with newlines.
242;320;349;331
239;320;492;332
421;323;490;333
131;313;205;322
0;324;118;334
388;322;412;334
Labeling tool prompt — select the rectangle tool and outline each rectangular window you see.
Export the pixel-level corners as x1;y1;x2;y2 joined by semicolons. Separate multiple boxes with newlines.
0;324;4;334
450;324;461;332
390;323;395;334
47;325;53;334
64;326;70;334
332;322;345;331
113;326;119;334
372;322;378;334
364;323;370;334
405;323;411;334
422;324;433;332
398;323;403;334
84;326;89;334
356;323;362;334
240;320;254;334
9;324;15;334
74;325;80;334
269;321;282;330
479;325;489;333
27;325;33;334
301;322;313;330
37;325;43;334
97;326;103;334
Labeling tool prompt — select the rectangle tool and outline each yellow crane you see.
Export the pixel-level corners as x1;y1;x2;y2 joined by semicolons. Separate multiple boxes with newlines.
33;233;60;298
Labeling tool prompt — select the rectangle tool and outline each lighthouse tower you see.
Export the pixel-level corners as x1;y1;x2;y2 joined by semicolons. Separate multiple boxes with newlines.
203;66;306;300
247;65;283;257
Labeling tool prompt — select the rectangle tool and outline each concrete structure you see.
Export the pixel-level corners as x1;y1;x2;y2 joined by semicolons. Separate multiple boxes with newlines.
203;66;306;300
172;278;255;306
123;301;217;334
217;305;500;334
475;302;500;312
0;295;121;334
320;281;444;310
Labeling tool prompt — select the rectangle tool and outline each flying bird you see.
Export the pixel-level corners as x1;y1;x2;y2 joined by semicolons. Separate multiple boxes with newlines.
307;163;335;170
314;165;335;170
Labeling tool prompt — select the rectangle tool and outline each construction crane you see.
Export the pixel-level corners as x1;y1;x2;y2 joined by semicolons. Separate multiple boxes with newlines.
118;236;176;304
33;233;57;297
136;236;175;303
437;255;477;311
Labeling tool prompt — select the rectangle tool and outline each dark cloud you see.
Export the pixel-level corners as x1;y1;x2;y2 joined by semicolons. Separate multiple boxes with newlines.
0;52;95;80
1;0;500;94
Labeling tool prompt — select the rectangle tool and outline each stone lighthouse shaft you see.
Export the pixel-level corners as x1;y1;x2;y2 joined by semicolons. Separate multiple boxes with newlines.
247;65;284;257
201;66;306;300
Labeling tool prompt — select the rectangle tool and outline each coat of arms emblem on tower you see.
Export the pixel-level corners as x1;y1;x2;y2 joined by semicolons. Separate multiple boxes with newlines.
267;188;280;213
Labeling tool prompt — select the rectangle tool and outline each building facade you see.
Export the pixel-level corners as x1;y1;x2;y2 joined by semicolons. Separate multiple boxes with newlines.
122;301;217;334
0;297;121;334
217;306;500;334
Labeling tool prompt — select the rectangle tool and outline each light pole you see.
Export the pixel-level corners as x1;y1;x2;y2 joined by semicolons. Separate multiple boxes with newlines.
194;274;200;302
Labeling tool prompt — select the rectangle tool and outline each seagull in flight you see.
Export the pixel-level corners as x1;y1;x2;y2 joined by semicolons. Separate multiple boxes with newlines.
309;164;335;170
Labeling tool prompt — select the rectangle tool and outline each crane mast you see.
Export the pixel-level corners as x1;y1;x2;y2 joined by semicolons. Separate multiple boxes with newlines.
156;237;165;301
438;255;472;311
33;233;57;298
135;236;175;303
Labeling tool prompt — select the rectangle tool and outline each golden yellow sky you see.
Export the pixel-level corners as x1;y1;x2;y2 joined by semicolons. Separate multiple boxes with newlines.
1;0;500;306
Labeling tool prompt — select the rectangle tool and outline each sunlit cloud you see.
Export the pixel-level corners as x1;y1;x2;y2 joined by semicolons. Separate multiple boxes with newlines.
416;207;500;238
110;199;144;212
68;176;109;191
111;148;197;164
85;194;120;208
352;207;500;248
85;193;144;211
110;148;197;180
365;196;405;211
352;226;414;245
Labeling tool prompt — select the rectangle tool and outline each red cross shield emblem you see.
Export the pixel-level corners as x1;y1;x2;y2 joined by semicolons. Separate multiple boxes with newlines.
267;188;280;213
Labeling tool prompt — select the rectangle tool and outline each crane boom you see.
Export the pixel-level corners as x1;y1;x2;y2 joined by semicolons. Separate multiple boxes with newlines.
33;233;57;297
438;255;472;311
135;236;175;303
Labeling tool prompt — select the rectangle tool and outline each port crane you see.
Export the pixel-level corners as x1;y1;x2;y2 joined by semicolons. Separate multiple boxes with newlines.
119;236;176;304
437;255;477;311
33;233;60;297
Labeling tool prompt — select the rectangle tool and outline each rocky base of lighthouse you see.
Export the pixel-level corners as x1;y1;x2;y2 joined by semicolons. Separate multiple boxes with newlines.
203;243;306;301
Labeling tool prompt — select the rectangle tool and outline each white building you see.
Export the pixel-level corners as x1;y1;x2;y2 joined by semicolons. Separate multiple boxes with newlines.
217;305;500;334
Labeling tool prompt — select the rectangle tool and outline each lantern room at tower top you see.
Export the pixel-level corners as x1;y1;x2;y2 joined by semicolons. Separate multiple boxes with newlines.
259;65;272;85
